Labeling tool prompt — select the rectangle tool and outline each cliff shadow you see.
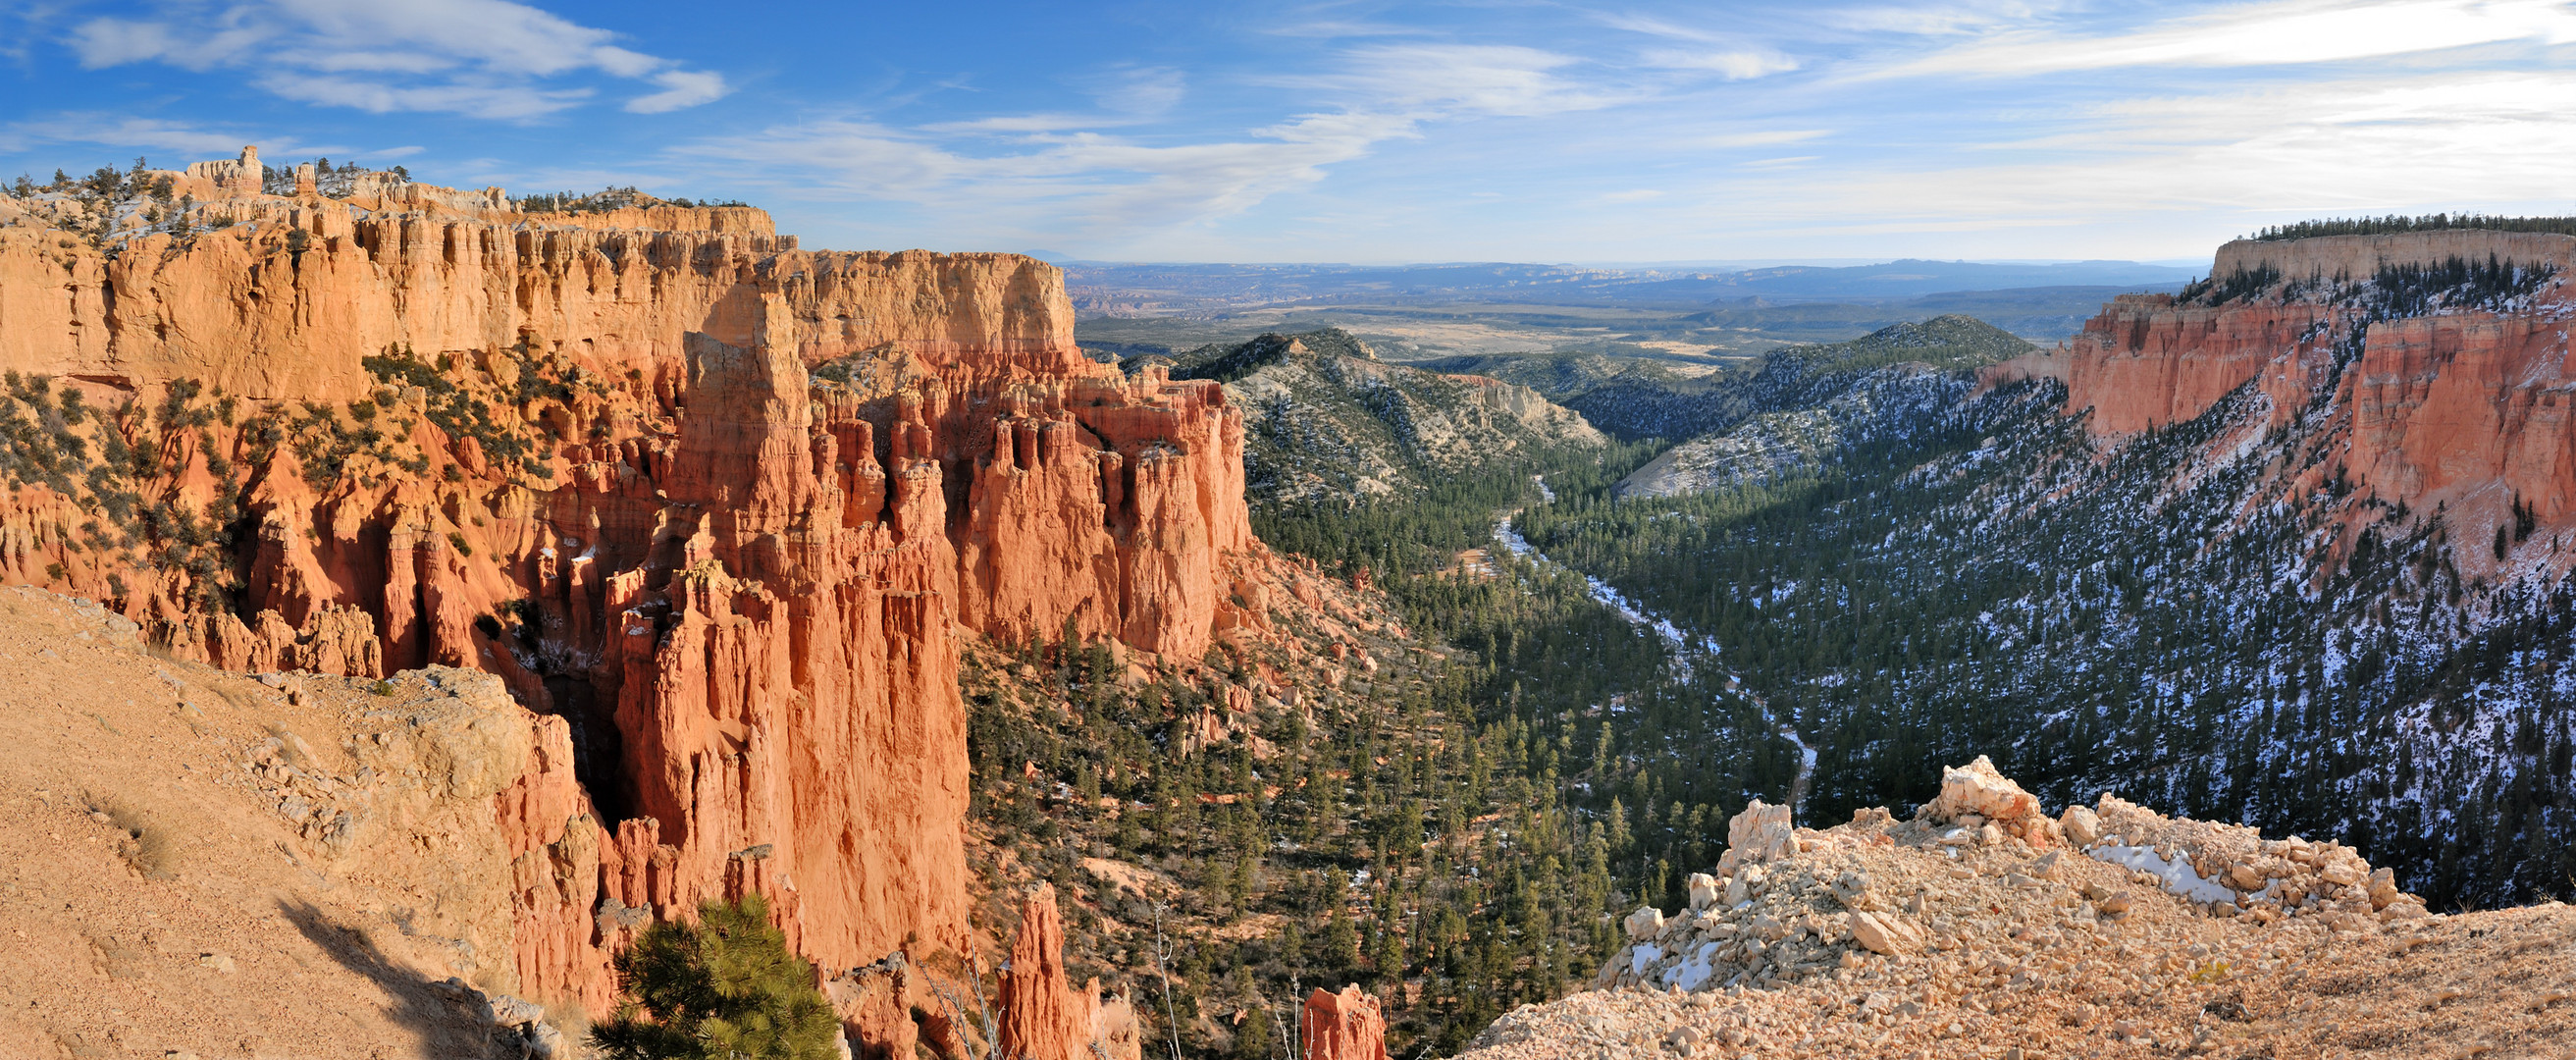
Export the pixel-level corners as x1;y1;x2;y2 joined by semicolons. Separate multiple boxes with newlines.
275;898;511;1059
543;671;636;826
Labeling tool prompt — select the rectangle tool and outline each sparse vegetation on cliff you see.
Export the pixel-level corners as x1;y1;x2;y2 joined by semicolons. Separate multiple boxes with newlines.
513;186;752;212
2248;213;2576;241
2185;254;2558;313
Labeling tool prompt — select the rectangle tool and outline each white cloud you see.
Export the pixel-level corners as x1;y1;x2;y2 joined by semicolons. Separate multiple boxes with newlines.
628;70;730;114
1703;130;1831;147
66;0;728;119
1315;44;1626;117
1888;0;2576;77
1088;66;1187;116
1639;48;1800;79
1824;3;2070;36
682;107;1412;237
66;18;179;67
1685;70;2576;247
0;116;332;161
257;74;595;122
675;37;1665;249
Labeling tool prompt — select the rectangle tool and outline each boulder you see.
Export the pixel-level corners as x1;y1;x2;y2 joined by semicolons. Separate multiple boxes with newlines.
2367;868;2401;910
1723;800;1796;867
1845;911;1920;956
1686;873;1720;911
2061;805;2101;848
1624;907;1667;941
1925;755;2043;824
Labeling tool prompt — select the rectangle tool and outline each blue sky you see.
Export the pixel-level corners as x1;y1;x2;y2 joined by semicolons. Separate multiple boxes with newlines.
3;0;2571;263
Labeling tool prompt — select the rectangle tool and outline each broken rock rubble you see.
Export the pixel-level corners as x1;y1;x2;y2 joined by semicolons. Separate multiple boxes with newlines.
1596;757;2431;999
1455;757;2570;1060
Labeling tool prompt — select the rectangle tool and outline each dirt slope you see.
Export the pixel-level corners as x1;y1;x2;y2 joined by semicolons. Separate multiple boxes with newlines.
0;587;567;1060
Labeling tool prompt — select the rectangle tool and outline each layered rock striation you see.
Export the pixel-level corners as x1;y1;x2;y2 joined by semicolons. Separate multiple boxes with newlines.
1986;230;2576;573
0;150;1258;1043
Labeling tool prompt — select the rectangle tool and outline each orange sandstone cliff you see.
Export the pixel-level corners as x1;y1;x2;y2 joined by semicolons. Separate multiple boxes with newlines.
0;149;1258;1045
1984;229;2576;579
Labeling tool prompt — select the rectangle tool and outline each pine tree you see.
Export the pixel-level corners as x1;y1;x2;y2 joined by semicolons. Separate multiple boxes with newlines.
590;893;841;1060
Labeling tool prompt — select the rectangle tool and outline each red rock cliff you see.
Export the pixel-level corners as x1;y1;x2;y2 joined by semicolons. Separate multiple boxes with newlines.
0;154;1257;1044
1984;230;2576;575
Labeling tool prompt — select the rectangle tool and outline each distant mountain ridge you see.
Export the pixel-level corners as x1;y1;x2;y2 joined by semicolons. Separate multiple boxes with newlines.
1065;259;2193;316
1424;314;2033;447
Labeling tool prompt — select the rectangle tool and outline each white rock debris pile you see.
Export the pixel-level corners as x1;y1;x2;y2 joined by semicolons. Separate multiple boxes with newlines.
1456;756;2572;1060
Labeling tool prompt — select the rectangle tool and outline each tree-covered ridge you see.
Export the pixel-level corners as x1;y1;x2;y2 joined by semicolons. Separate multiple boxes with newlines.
1752;313;2033;382
2246;214;2576;242
1135;328;1608;511
1146;328;1380;385
2182;254;2559;312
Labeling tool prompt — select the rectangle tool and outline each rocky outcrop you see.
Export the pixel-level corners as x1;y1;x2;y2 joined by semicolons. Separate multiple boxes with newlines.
1602;761;2436;998
1300;986;1389;1060
1464;758;2555;1060
0;150;1263;1049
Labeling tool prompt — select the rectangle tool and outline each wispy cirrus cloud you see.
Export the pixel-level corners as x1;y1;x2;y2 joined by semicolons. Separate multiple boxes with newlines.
676;41;1643;246
1638;47;1800;79
66;0;728;120
1664;69;2576;240
1308;43;1634;117
1593;12;1803;80
674;107;1418;239
0;115;334;161
1884;0;2576;77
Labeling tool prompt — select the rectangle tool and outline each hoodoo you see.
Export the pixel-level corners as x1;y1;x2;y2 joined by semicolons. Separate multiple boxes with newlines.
0;149;1256;1044
997;883;1142;1060
1301;986;1392;1060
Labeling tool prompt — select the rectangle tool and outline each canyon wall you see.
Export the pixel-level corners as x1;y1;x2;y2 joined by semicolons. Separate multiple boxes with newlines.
1986;230;2576;570
0;154;1257;1043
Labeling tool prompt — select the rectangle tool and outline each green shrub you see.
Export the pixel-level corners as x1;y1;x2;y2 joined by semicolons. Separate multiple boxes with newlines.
590;892;841;1060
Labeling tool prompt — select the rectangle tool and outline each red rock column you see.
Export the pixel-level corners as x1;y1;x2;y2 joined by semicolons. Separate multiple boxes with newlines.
1301;985;1389;1060
998;883;1092;1060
